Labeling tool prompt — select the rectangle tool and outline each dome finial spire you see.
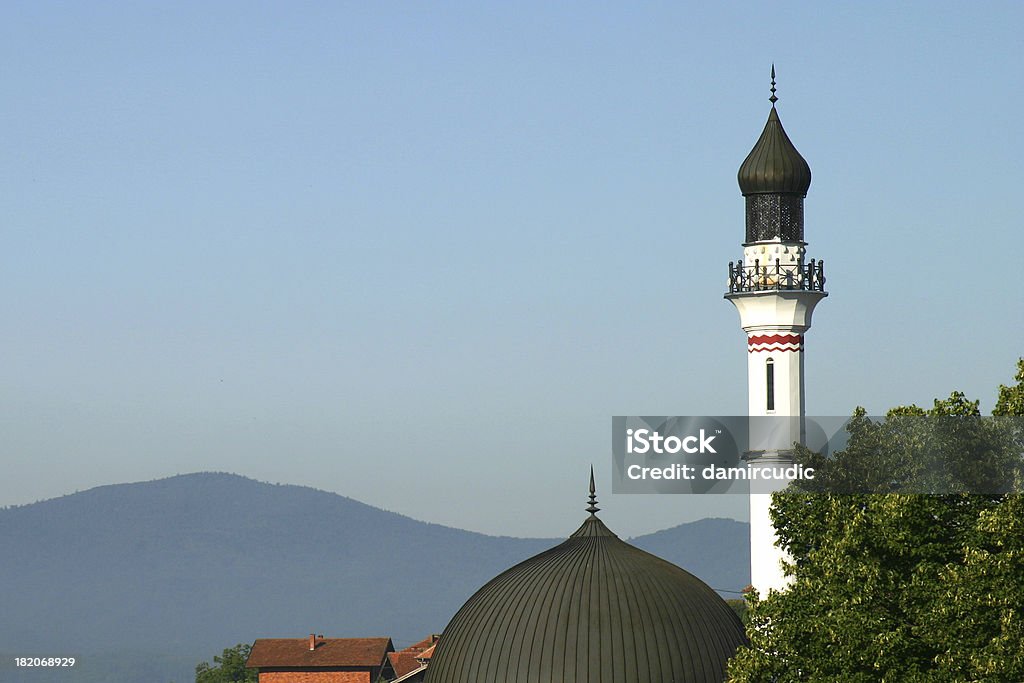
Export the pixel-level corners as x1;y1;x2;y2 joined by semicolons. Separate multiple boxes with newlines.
587;466;600;516
769;64;778;106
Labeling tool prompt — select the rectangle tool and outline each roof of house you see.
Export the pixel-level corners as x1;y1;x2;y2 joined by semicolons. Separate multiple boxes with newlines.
388;635;439;677
247;637;394;669
392;662;428;683
389;650;424;678
406;636;436;649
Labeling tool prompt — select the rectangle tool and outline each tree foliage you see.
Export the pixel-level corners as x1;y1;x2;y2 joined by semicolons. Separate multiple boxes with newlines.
195;644;256;683
727;360;1024;682
994;358;1024;417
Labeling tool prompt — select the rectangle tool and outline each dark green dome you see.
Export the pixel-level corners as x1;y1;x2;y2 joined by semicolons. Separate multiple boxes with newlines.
737;105;811;197
424;495;747;683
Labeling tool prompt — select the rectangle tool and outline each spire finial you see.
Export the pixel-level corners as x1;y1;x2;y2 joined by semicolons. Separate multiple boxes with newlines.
587;466;600;516
769;64;778;106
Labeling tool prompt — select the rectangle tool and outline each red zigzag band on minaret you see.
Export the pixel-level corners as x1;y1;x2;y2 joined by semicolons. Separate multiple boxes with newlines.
747;333;803;345
747;333;803;352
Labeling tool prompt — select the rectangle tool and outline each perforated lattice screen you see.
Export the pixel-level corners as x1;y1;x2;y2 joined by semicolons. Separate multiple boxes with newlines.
745;194;803;243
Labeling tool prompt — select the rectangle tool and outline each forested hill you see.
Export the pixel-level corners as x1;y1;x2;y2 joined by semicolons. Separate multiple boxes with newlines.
0;473;747;683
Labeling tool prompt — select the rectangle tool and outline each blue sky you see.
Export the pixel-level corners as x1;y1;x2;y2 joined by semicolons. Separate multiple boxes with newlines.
3;2;1022;537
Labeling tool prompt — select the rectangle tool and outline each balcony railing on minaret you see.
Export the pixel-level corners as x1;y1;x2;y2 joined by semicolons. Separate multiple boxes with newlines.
727;259;826;293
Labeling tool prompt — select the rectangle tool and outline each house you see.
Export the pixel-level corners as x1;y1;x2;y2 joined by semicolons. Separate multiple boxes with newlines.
387;635;438;683
246;634;396;683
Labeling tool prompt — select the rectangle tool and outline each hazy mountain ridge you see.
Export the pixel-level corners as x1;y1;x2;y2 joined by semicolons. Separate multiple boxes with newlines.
0;472;748;682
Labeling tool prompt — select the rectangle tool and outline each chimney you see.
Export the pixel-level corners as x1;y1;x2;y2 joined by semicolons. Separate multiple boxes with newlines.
309;633;316;651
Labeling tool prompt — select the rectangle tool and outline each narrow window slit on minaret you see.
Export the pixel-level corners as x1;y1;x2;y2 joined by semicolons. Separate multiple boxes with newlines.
766;358;775;412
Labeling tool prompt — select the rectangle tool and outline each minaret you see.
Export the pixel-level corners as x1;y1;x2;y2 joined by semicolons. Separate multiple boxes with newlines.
725;67;827;594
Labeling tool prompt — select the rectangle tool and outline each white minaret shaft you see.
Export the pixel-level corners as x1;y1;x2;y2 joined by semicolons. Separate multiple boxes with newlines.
725;69;826;595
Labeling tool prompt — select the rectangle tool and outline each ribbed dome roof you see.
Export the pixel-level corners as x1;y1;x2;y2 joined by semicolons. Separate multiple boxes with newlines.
425;492;747;683
737;105;811;196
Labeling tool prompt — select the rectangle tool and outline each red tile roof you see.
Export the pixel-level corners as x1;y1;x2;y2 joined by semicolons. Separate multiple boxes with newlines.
385;634;438;679
388;635;439;677
388;651;423;678
416;643;436;660
403;635;438;652
247;637;393;669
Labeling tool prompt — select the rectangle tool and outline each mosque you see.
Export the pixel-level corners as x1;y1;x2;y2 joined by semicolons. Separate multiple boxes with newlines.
423;71;827;683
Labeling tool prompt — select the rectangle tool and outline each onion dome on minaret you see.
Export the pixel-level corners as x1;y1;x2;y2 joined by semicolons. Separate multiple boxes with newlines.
736;66;811;243
737;67;811;197
424;470;747;683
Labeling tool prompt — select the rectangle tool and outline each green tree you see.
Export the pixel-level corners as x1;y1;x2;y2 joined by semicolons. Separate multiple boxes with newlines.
994;358;1024;417
727;360;1024;682
725;598;750;625
195;644;256;683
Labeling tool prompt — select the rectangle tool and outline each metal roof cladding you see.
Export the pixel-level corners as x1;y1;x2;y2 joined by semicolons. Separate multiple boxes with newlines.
737;66;812;197
424;472;748;683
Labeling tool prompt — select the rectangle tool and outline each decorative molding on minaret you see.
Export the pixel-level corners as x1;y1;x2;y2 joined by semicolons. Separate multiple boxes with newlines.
725;68;828;595
747;333;803;354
